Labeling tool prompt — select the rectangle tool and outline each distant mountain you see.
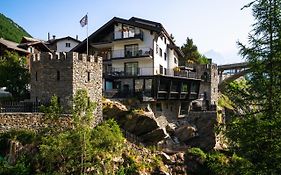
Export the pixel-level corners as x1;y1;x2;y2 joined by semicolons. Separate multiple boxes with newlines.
0;13;31;43
204;50;225;65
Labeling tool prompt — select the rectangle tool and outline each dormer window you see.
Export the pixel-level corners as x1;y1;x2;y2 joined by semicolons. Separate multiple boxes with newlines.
65;43;71;47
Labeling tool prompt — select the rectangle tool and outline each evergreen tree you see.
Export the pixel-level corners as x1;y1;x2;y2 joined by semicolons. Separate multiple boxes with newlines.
224;0;281;173
180;37;209;65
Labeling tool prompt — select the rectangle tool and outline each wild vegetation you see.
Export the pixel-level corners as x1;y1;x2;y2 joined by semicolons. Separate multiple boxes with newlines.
0;90;166;174
186;0;281;174
0;13;31;43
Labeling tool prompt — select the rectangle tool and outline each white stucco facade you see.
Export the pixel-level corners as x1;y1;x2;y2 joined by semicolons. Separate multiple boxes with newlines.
109;22;179;76
56;39;80;52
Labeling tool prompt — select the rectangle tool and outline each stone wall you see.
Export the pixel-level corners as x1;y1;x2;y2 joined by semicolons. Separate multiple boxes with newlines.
185;111;218;150
30;52;73;109
30;52;103;122
192;63;219;106
0;113;72;132
72;53;103;122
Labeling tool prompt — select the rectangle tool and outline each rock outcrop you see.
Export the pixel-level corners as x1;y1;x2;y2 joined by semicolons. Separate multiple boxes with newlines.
103;99;168;144
174;124;197;143
103;99;218;150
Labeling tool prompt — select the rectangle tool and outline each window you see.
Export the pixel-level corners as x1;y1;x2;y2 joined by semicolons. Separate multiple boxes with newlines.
125;62;138;76
164;53;167;61
35;71;38;81
135;79;144;92
174;57;178;64
87;55;91;62
181;83;188;92
57;97;61;105
125;44;138;57
29;47;33;53
180;102;190;115
159;48;162;57
122;25;135;38
87;97;90;106
156;44;159;54
156;103;162;112
164;37;167;44
65;43;71;47
56;71;60;81
87;72;90;82
159;65;163;75
164;68;167;75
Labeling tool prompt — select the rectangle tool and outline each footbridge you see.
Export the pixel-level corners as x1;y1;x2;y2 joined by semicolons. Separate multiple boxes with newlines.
217;62;250;92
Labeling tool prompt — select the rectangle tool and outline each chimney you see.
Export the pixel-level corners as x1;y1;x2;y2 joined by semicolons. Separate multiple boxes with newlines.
52;35;56;40
76;35;78;40
48;32;50;40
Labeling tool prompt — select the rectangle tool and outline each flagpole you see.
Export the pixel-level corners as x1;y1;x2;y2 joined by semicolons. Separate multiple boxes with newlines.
86;12;89;56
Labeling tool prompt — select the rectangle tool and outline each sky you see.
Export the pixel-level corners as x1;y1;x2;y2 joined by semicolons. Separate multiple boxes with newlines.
0;0;254;64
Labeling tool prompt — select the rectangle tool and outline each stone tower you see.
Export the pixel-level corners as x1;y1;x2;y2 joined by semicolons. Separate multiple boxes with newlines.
30;52;102;121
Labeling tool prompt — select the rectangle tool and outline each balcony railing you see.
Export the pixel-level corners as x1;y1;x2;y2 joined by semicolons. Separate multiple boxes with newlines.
112;47;153;59
174;71;197;79
114;30;144;40
103;67;201;78
103;67;154;77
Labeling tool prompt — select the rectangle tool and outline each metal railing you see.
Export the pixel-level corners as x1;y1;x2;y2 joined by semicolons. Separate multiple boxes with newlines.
174;71;197;78
103;67;199;78
114;30;144;40
0;101;47;113
103;67;154;77
111;47;153;59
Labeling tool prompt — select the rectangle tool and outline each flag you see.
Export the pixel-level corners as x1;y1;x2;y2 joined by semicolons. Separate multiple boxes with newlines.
80;14;88;27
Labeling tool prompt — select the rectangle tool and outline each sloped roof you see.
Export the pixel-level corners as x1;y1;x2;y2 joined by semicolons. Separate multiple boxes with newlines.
46;36;81;45
0;38;29;53
18;41;52;52
20;36;42;43
71;16;183;57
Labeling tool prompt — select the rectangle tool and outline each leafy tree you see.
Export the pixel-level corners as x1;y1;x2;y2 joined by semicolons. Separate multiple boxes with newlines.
222;0;281;174
180;37;209;65
0;51;30;100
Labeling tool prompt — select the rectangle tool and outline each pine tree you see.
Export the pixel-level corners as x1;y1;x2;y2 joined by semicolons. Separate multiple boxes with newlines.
225;0;281;173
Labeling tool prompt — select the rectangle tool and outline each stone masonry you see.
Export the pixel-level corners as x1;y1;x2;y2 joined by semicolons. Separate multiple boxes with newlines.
0;113;72;132
30;52;102;122
192;63;219;107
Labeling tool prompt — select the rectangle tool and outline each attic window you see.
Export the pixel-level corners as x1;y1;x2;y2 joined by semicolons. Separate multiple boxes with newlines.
65;43;71;47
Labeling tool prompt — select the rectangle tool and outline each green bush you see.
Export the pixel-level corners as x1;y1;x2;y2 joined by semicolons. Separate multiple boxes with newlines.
0;130;36;156
185;148;209;175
